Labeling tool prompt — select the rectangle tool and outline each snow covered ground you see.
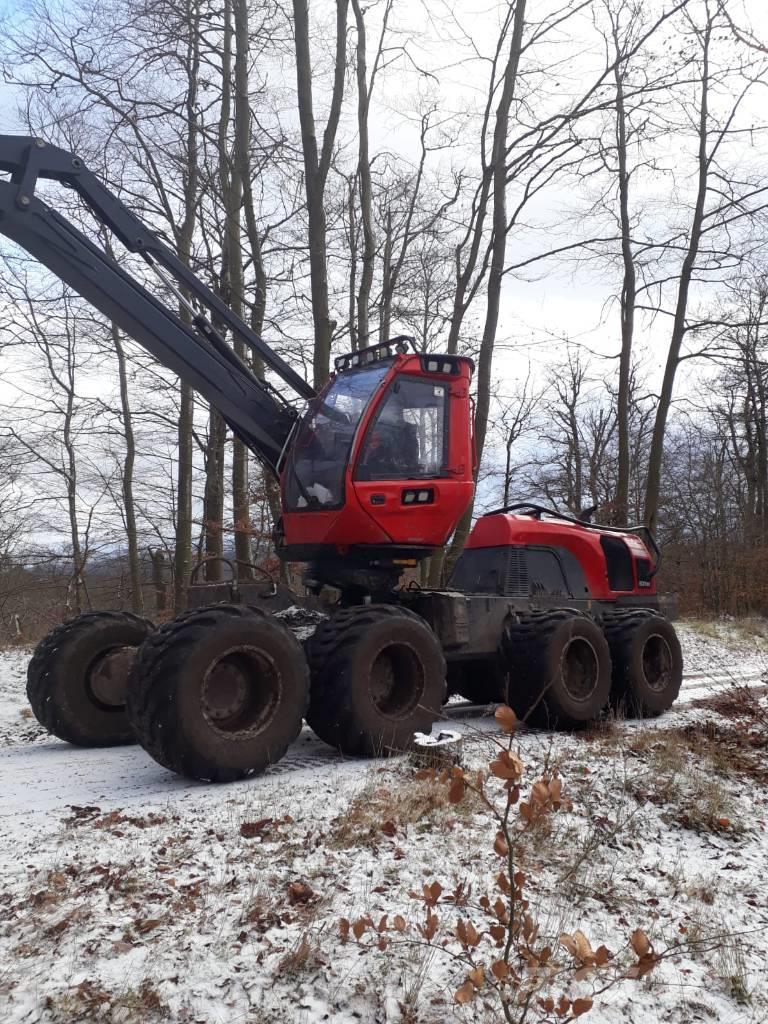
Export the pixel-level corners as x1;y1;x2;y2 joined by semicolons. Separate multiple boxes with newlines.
0;620;767;1023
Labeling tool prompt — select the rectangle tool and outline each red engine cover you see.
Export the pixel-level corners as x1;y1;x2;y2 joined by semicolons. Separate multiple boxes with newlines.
465;514;657;600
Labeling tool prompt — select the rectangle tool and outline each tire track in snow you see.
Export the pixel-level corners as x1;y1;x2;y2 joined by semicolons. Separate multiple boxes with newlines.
0;666;763;827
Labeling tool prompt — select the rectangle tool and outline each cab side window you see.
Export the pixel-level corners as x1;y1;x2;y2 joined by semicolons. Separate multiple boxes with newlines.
355;377;448;481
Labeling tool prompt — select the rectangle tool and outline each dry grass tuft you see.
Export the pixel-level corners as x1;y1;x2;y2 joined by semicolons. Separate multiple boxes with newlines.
623;728;745;834
44;978;169;1022
684;873;718;906
329;772;480;848
276;932;326;978
693;683;768;727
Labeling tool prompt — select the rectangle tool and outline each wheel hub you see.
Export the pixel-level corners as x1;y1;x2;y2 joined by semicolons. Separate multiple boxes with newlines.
369;641;424;720
201;646;281;735
560;637;599;702
88;647;135;708
642;634;673;692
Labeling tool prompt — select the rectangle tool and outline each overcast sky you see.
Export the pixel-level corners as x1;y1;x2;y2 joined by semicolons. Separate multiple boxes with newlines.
0;0;767;408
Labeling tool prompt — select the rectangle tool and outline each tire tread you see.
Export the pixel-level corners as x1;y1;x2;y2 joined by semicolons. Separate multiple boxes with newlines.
306;604;446;757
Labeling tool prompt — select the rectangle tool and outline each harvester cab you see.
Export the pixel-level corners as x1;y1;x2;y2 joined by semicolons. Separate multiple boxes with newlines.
0;136;683;784
279;340;475;594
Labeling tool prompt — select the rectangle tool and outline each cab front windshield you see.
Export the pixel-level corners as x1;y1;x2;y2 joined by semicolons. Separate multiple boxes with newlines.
285;363;390;509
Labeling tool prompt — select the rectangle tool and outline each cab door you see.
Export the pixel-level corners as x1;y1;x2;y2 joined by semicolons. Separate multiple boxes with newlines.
352;372;474;546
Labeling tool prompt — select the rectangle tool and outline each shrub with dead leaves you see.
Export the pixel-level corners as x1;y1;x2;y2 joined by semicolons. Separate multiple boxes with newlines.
339;705;669;1024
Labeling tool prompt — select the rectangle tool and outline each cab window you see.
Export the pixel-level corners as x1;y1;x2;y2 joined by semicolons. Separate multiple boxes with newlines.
285;363;389;509
355;376;448;481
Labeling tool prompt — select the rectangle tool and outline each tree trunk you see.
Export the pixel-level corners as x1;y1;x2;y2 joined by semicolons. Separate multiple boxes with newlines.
202;409;226;579
379;209;393;343
644;18;712;531
612;19;635;526
352;0;375;346
174;382;194;611
149;547;168;616
433;0;528;584
348;175;358;348
173;0;202;613
292;0;349;387
231;0;254;573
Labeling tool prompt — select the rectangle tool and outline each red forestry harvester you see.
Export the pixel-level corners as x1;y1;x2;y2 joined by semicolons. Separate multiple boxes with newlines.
0;137;682;782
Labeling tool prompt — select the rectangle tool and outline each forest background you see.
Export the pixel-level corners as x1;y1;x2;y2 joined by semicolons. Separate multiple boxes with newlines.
1;0;767;638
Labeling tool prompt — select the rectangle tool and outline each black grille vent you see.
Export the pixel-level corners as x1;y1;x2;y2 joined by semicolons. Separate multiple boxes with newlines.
504;548;529;597
636;557;652;588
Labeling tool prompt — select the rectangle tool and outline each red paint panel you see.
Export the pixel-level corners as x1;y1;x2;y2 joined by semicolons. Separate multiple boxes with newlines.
281;351;475;552
466;514;657;599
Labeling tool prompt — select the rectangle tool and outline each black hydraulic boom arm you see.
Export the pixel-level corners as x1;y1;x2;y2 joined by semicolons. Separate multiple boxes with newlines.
0;135;316;475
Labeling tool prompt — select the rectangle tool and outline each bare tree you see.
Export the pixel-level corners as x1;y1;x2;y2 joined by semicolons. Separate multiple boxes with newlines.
292;0;349;386
643;1;768;528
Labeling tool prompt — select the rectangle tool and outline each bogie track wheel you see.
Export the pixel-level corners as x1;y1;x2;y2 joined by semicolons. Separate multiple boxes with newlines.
603;612;683;717
126;604;309;782
502;610;612;728
26;611;154;746
306;605;446;757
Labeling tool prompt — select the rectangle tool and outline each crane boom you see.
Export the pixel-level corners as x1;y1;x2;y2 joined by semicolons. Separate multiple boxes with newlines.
0;135;316;475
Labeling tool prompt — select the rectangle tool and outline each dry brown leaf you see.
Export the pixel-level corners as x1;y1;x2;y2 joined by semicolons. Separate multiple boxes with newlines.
531;780;550;804
572;997;594;1016
491;959;509;980
595;944;611;965
454;980;475;1004
421;909;439;942
424;881;443;905
449;777;466;804
573;930;593;959
288;881;315;905
468;966;484;988
490;749;524;780
393;914;406;932
630;928;651;957
494;832;509;857
495;705;518;733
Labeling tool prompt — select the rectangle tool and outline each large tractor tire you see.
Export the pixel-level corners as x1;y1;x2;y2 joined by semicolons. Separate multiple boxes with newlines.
125;604;308;783
26;611;153;746
306;604;446;757
603;611;683;717
502;610;612;728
